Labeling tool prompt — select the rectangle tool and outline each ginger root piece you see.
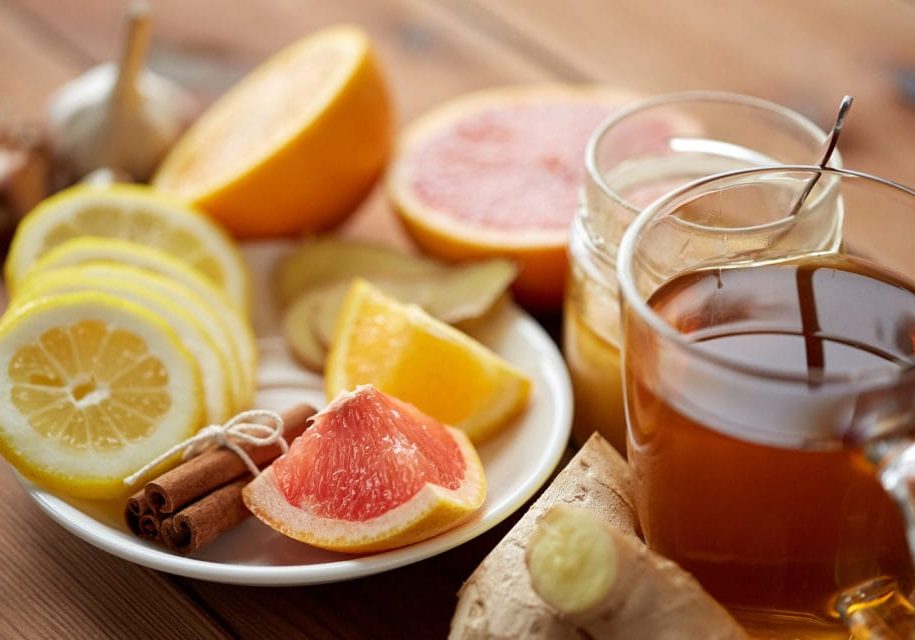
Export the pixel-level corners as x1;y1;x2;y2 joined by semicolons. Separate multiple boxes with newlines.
449;433;637;639
527;504;748;640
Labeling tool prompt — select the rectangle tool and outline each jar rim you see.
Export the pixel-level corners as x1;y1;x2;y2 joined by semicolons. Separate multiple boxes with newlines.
585;90;842;218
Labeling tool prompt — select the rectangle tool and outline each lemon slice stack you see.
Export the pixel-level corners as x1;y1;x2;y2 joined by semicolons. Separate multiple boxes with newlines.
0;184;256;498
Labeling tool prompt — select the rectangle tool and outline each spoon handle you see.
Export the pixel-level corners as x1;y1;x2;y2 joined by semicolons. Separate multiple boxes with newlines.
787;95;853;217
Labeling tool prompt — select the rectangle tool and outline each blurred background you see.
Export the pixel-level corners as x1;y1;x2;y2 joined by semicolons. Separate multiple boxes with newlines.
4;0;914;190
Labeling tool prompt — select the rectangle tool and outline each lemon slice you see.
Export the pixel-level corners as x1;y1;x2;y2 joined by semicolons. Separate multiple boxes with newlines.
14;266;236;423
0;292;203;498
18;263;247;413
21;237;257;405
325;279;531;443
5;183;250;310
153;24;392;238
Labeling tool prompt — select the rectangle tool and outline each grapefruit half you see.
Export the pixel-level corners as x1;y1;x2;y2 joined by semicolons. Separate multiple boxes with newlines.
387;85;639;310
243;385;486;553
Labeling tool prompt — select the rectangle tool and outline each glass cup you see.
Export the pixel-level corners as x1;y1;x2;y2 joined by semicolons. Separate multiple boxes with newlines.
565;91;842;452
618;166;915;638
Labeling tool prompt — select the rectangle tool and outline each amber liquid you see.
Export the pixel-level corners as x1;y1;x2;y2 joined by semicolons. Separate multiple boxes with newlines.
563;299;627;452
627;254;915;636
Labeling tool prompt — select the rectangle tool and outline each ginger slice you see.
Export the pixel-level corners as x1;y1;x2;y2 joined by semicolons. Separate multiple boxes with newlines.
527;504;747;639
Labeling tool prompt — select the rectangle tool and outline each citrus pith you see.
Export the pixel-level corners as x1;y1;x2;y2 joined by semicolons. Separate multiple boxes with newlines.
18;262;248;410
5;183;250;310
20;237;257;404
13;266;236;423
0;292;203;498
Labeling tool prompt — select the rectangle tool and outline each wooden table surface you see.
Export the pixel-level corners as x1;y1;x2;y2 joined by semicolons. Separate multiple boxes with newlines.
2;1;915;638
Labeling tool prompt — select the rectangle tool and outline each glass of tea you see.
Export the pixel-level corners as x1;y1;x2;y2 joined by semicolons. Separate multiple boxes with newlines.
565;92;841;453
618;165;915;637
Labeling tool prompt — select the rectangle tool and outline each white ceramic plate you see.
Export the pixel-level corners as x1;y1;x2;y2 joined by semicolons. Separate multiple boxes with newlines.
19;241;572;586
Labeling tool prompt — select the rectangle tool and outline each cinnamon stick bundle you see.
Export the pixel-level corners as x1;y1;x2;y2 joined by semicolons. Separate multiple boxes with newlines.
124;403;316;553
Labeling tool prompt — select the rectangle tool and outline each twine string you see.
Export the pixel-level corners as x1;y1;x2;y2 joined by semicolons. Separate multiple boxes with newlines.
123;410;287;486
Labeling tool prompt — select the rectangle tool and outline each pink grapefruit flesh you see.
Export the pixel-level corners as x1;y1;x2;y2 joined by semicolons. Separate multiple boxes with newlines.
274;387;466;520
407;102;613;232
243;385;486;553
388;85;641;310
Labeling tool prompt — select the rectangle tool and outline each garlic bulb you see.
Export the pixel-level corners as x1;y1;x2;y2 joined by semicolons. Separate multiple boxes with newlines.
46;1;195;182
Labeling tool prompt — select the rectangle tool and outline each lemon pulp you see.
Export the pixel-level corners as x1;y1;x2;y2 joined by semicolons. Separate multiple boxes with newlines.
10;320;172;450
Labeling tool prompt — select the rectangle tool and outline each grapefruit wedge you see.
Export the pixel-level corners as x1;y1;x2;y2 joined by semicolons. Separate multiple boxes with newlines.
387;85;639;310
243;385;486;553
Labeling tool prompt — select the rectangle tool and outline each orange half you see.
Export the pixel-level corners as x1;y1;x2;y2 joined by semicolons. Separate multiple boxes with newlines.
154;24;392;238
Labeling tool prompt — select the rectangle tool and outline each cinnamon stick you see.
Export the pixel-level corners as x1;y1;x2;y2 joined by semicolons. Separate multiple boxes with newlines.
126;490;163;541
125;489;152;537
137;514;161;541
160;479;249;554
145;403;315;514
124;402;315;552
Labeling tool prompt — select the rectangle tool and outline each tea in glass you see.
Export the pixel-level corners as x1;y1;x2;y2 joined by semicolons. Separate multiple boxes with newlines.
629;254;915;627
619;167;915;637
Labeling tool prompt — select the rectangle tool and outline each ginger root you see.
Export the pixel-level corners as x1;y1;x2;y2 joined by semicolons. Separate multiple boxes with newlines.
450;433;747;639
527;504;747;639
449;433;638;639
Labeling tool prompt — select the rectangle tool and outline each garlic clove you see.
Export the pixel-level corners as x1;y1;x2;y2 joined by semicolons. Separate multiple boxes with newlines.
45;2;196;182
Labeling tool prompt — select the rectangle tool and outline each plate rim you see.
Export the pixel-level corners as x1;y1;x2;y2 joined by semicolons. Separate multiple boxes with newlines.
21;303;572;586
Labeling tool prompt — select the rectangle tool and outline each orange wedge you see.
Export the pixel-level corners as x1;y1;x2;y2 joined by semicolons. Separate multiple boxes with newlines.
325;279;531;443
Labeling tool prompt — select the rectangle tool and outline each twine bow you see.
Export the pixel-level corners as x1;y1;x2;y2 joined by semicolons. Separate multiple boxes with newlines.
124;410;288;486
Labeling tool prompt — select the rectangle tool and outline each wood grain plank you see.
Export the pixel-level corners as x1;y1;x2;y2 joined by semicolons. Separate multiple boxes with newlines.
0;0;84;121
10;0;552;115
436;0;915;187
0;465;230;639
174;514;518;640
4;1;914;639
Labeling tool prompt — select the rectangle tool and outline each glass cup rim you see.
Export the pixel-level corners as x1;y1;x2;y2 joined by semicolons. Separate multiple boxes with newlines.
585;90;842;217
617;164;915;387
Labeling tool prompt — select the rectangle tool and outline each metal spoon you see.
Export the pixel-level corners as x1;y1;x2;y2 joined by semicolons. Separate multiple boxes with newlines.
787;95;854;217
792;96;853;385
